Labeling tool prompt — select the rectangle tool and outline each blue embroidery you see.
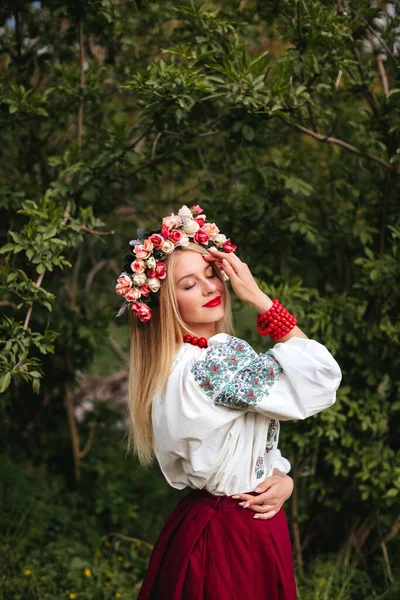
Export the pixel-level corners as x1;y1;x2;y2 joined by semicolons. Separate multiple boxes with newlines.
190;336;283;409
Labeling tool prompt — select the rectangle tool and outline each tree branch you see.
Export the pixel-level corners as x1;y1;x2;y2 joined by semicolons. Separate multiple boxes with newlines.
64;387;81;482
279;117;400;175
79;419;96;459
77;21;85;149
377;54;389;95
107;532;154;551
22;271;45;335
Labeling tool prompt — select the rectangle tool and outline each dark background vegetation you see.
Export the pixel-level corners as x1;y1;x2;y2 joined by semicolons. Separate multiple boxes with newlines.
1;1;399;598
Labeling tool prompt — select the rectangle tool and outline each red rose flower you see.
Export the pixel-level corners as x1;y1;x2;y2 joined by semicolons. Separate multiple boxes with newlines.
191;204;204;215
169;229;183;244
155;261;167;280
160;225;170;239
139;284;151;297
193;229;210;245
194;216;206;227
223;238;237;253
148;233;164;249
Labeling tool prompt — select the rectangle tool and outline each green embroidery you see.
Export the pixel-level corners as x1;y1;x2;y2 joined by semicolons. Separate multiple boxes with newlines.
255;456;264;479
265;419;279;453
190;335;283;410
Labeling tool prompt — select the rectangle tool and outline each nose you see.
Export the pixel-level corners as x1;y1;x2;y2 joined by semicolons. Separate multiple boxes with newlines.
203;277;218;295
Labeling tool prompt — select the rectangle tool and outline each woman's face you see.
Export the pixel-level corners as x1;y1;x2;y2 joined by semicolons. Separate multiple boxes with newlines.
174;250;225;333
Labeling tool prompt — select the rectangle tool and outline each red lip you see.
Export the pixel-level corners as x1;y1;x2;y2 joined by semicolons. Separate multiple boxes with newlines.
203;296;222;308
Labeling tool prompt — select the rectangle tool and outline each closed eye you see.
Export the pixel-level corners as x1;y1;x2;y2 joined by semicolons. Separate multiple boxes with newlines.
184;274;215;290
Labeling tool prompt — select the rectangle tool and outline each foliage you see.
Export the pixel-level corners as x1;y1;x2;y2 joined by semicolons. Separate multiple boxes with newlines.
1;0;400;596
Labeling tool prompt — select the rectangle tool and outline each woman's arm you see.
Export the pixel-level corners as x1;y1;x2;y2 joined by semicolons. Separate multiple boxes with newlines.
205;247;308;342
248;291;309;342
232;469;294;519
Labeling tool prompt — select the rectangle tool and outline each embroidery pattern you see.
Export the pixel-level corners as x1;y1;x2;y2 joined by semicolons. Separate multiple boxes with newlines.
190;336;283;410
265;419;279;453
255;456;264;479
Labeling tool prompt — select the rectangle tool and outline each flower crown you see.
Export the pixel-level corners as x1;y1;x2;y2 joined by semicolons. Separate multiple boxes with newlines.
115;204;237;322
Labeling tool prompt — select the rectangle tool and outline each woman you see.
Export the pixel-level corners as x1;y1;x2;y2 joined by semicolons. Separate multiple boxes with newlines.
115;205;342;599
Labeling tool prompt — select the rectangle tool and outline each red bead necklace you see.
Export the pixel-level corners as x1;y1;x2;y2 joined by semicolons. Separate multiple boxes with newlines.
183;335;208;348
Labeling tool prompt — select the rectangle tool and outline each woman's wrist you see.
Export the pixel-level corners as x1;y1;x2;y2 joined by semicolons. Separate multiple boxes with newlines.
249;292;274;314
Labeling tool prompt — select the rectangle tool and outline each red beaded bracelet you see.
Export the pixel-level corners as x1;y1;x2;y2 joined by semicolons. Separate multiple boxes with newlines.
256;298;297;340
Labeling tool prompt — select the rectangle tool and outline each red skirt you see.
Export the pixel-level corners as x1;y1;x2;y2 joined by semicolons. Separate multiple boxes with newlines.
138;489;297;600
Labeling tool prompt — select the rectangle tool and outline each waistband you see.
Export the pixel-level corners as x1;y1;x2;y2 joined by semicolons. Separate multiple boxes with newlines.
187;488;259;507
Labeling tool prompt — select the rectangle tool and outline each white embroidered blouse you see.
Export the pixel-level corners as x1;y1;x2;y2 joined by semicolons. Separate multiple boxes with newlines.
152;334;342;496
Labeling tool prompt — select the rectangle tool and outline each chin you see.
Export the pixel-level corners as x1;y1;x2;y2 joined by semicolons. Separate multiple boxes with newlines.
202;306;224;320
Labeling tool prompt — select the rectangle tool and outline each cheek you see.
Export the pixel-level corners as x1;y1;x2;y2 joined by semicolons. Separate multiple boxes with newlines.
176;290;195;316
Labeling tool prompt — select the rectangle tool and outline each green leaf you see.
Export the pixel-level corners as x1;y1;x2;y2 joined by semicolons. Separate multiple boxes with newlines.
242;125;255;141
0;372;12;393
0;244;16;254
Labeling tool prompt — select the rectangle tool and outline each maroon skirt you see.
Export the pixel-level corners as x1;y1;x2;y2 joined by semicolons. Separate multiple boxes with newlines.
138;489;297;600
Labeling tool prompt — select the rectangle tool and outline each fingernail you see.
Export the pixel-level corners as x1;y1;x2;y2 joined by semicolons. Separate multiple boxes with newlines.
243;502;250;508
239;502;245;506
231;496;240;499
253;515;260;519
255;487;262;493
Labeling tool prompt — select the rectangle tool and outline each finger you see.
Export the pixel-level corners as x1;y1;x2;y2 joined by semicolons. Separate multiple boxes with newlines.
254;477;282;493
209;247;241;263
220;258;237;277
237;495;276;509
231;493;253;502
247;503;278;513
253;510;278;520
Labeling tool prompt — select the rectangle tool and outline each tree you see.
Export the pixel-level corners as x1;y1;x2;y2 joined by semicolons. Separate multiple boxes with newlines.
1;0;399;594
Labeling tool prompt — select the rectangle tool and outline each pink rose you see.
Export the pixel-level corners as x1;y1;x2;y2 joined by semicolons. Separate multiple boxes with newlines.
139;284;151;297
125;288;141;302
134;244;150;260
223;238;237;253
191;205;204;215
115;275;132;296
155;261;167;280
143;239;154;253
147;268;156;278
137;303;152;322
169;229;183;244
131;259;146;274
193;229;210;245
201;222;220;240
131;302;141;316
149;233;164;249
163;215;182;229
194;216;206;227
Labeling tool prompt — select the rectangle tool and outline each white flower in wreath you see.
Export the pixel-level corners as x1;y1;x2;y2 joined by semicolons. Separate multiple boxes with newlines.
147;277;161;293
183;219;200;236
178;205;192;219
214;233;227;247
146;256;156;269
160;239;175;254
133;273;147;286
177;234;190;247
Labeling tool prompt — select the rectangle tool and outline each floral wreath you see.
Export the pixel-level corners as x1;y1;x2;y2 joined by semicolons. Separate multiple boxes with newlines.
115;204;237;322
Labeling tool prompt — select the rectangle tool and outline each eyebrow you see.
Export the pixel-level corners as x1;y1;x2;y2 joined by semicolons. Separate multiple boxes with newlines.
177;263;213;284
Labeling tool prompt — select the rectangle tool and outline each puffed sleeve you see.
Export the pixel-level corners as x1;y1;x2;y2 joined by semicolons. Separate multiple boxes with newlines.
189;333;342;421
272;448;291;475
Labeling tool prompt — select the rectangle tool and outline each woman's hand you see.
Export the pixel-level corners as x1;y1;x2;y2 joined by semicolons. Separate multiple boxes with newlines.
231;472;294;520
203;247;272;310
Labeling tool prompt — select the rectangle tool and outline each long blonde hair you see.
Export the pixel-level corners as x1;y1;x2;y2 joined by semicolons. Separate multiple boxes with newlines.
127;242;234;466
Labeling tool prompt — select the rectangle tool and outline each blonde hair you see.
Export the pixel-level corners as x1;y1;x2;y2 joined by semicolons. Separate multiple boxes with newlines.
127;242;234;466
